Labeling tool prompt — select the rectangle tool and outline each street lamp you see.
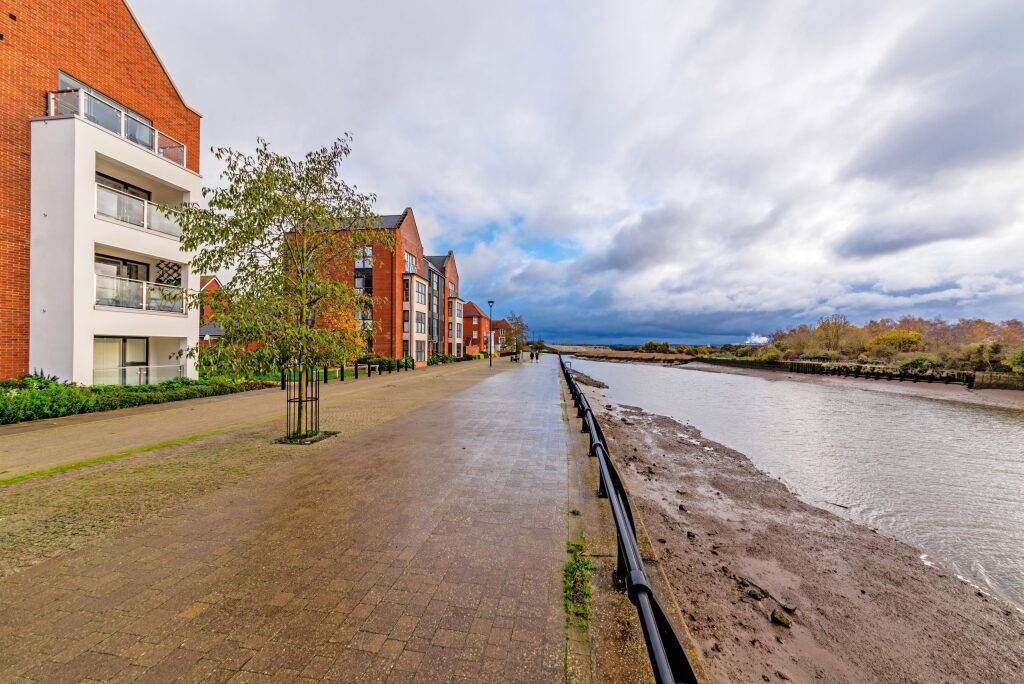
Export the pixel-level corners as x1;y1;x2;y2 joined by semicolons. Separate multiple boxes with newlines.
487;300;495;368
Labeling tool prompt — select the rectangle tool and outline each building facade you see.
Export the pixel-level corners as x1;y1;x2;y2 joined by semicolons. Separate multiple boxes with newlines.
2;0;203;385
331;208;466;366
463;301;491;356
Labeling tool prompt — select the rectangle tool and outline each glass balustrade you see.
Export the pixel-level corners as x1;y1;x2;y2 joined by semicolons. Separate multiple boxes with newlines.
94;274;184;314
96;184;182;237
46;89;187;167
92;365;184;386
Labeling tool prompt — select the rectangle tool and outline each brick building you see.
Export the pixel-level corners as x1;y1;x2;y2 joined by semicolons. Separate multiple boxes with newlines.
463;301;491;356
1;0;202;383
330;208;466;366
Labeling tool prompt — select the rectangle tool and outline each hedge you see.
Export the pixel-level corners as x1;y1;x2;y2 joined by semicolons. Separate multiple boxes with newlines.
0;375;275;425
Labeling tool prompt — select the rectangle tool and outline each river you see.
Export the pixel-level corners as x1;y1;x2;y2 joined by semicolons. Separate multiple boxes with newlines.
569;357;1024;609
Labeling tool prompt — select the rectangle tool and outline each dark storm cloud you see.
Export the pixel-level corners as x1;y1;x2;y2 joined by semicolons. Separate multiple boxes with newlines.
835;216;993;259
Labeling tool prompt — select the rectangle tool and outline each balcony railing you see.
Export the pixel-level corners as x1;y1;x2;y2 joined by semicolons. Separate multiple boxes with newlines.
46;89;187;167
95;184;182;238
94;273;185;314
93;364;184;386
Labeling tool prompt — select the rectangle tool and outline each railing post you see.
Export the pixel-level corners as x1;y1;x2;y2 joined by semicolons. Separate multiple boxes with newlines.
141;281;147;310
119;108;125;137
78;89;86;118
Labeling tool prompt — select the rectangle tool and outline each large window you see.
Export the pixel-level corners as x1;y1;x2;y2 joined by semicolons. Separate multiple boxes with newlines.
415;312;426;334
415;340;426;362
403;340;409;357
404;251;417;273
355;246;373;269
449;282;455;297
403;310;409;333
456;302;463;318
415;282;426;305
457;323;462;338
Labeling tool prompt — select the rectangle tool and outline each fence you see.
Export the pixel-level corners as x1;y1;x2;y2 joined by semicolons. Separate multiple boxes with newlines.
559;355;700;684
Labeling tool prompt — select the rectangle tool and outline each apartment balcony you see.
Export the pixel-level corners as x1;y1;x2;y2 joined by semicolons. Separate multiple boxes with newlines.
47;89;186;167
95;273;185;315
93;364;184;386
96;183;181;238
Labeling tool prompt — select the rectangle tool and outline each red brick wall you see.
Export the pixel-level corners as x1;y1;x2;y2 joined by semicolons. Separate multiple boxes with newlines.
464;303;490;355
0;0;201;377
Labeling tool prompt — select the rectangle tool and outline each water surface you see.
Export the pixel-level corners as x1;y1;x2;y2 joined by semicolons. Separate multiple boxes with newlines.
571;358;1024;608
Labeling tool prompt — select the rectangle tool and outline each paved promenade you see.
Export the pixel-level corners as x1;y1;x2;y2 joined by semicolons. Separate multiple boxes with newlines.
0;358;569;682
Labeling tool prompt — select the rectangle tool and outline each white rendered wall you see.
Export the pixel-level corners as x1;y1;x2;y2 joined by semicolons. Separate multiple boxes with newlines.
30;116;202;384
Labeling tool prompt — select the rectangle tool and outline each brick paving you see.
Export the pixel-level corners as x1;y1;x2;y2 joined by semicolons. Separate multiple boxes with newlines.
0;359;569;682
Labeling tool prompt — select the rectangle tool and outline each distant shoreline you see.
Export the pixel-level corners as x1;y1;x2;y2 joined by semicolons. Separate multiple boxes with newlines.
565;352;1024;412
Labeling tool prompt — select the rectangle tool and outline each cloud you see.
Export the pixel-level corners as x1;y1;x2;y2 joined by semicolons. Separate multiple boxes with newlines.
745;334;770;345
129;0;1024;343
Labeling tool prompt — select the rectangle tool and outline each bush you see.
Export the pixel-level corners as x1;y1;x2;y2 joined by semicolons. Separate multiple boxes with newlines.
427;353;458;366
758;346;782;362
639;341;672;353
899;353;942;371
1004;347;1024;374
0;375;274;425
865;330;923;353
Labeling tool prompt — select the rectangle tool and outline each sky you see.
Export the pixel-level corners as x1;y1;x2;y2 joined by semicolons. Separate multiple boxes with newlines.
131;0;1024;344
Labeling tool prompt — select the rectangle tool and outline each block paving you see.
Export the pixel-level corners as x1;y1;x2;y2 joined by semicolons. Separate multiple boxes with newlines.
0;359;568;682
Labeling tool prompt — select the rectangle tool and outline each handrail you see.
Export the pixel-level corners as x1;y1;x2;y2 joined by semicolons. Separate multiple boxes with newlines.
95;183;182;238
46;88;187;167
94;273;185;314
559;353;699;684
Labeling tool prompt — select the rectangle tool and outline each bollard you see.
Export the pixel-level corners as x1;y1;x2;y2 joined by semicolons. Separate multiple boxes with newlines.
340;364;344;381
355;363;359;379
280;370;285;391
324;366;328;384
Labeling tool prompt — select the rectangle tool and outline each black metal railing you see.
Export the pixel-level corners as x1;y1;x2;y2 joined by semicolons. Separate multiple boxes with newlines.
560;354;699;684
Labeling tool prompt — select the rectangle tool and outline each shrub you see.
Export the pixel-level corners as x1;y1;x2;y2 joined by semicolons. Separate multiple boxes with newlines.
1004;347;1024;374
865;330;923;353
639;341;671;353
758;346;782;362
427;353;457;366
0;376;274;425
899;353;942;371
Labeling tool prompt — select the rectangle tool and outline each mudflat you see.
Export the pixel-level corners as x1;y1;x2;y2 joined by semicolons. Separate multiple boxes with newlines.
578;379;1024;683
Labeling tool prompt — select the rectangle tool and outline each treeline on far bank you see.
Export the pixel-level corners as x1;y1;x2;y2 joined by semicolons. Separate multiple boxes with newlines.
631;315;1024;376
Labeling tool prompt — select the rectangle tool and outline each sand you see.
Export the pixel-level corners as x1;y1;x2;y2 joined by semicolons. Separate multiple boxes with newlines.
575;376;1024;683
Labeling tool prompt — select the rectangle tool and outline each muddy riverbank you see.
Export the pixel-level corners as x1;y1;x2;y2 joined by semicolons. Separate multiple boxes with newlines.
579;387;1024;682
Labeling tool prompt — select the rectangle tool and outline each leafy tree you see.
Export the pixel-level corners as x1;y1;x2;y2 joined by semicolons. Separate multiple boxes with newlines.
505;312;529;353
178;137;395;435
816;313;850;352
865;329;923;353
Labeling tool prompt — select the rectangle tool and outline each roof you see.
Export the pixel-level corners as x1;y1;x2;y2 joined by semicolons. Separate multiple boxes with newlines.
200;275;222;290
492;319;513;330
425;255;447;272
121;1;202;117
379;213;406;229
199;323;224;337
463;301;487;318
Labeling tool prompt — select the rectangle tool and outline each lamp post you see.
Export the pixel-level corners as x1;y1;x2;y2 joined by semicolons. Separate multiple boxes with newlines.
487;300;494;368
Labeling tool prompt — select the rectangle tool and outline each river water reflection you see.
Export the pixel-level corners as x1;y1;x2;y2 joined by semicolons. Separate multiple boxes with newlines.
571;358;1024;608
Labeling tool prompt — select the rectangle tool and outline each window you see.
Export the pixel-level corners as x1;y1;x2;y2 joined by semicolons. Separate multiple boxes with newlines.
473;316;479;324
354;276;366;293
472;330;478;339
448;322;453;335
403;310;409;333
415;282;426;305
404;251;417;273
415;341;426;362
449;282;455;297
355;246;373;269
355;310;372;332
457;323;462;338
456;302;463;318
403;340;409;357
403;279;409;302
415;312;426;334
430;294;438;313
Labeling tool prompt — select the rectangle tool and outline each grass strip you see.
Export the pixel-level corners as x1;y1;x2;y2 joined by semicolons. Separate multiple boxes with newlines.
0;424;251;487
564;538;595;629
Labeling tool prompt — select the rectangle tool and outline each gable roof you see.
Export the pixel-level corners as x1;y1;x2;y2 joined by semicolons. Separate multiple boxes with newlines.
200;275;222;290
122;0;202;117
379;213;407;229
425;255;447;272
463;301;487;318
